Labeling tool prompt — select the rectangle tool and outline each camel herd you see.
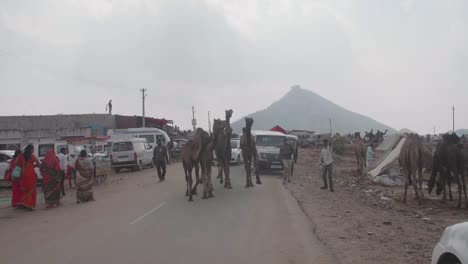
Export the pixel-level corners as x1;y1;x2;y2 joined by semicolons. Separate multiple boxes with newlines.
353;132;468;209
181;110;261;202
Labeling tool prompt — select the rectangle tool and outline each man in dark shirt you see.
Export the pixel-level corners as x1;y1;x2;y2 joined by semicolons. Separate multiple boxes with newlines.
279;137;294;182
153;139;169;182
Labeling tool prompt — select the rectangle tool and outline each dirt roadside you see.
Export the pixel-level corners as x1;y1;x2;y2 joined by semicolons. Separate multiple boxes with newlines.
286;147;468;264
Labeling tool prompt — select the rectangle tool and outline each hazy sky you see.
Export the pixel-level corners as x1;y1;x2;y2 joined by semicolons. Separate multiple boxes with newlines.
1;0;467;134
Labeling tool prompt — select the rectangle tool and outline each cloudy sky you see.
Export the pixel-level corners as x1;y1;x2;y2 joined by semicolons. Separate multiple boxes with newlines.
1;0;467;133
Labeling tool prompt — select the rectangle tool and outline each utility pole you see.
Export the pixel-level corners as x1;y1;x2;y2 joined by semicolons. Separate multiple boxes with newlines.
139;88;148;127
191;106;197;132
208;111;212;134
453;106;455;133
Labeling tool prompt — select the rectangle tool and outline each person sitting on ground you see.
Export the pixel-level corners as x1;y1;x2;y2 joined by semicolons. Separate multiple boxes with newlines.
280;137;294;183
319;139;334;192
74;150;95;203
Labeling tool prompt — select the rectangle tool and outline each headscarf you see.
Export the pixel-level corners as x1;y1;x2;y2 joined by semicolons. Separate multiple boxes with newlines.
44;149;61;170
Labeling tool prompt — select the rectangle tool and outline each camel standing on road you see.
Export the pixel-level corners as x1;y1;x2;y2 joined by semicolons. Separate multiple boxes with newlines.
240;117;261;188
399;133;424;205
353;132;367;175
428;133;467;208
215;110;234;189
181;128;209;202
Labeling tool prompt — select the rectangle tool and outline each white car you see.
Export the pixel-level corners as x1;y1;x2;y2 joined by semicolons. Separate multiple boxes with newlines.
432;222;468;264
0;150;42;186
230;139;243;165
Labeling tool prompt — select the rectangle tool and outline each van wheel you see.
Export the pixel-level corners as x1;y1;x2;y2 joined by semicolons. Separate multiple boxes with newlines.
114;168;121;174
137;161;143;171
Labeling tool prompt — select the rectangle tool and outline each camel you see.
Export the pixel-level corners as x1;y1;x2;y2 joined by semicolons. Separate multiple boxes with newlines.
353;132;367;175
375;129;388;145
214;109;234;189
399;133;424;205
428;133;467;208
364;129;375;144
240;117;261;188
181;128;209;202
198;134;216;199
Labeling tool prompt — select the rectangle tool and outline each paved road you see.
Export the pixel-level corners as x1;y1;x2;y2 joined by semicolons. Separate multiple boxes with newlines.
0;164;337;264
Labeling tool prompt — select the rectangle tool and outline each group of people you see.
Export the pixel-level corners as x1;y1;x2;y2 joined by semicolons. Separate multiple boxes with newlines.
4;145;96;210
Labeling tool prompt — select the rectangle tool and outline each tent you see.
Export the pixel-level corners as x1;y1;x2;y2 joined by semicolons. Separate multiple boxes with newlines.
270;125;287;134
367;133;432;186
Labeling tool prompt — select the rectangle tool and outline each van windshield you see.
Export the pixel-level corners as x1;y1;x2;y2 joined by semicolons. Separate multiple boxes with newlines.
112;142;133;152
256;136;284;147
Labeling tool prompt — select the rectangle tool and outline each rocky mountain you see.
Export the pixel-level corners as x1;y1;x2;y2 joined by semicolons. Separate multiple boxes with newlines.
231;86;395;134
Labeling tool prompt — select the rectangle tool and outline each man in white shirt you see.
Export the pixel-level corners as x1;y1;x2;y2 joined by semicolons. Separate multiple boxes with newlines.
319;139;334;192
57;147;68;197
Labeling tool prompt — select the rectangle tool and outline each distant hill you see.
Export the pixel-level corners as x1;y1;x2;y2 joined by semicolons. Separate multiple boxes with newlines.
231;86;395;134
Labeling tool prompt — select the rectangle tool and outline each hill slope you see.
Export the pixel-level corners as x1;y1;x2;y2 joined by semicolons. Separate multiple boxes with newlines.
231;86;395;134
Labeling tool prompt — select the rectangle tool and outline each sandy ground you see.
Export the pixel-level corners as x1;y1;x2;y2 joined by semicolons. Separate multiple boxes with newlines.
286;146;468;264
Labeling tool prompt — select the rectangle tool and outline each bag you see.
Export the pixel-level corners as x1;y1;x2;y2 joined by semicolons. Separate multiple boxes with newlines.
11;166;21;180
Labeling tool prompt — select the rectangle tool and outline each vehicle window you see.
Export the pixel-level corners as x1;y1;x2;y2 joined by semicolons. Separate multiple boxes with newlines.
56;145;68;154
38;144;54;157
256;136;284;147
0;154;10;162
231;141;239;148
139;134;155;143
112;142;133;152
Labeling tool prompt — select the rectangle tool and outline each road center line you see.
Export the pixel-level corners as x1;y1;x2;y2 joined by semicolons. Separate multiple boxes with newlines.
129;202;166;225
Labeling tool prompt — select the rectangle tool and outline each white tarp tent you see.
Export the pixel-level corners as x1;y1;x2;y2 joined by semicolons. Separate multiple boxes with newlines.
368;138;406;179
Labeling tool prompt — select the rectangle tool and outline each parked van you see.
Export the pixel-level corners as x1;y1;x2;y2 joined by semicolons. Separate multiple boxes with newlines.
251;130;287;170
110;138;153;173
108;128;170;149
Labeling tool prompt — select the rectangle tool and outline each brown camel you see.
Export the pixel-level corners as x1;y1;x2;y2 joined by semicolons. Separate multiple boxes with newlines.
353;132;367;175
181;128;209;202
428;133;467;208
240;117;261;188
198;128;224;199
399;133;424;205
215;109;234;189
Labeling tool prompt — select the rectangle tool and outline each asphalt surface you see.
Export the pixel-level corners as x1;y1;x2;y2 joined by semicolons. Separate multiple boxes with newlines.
0;163;337;264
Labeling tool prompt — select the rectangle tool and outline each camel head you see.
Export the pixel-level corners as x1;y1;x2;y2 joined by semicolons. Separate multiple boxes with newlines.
225;109;233;122
212;119;226;136
245;117;254;130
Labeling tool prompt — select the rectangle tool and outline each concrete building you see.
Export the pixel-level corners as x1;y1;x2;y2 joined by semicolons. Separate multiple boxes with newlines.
0;114;173;150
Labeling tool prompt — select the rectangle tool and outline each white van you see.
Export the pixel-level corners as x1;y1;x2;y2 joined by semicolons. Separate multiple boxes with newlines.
108;128;170;149
251;130;287;170
110;138;154;173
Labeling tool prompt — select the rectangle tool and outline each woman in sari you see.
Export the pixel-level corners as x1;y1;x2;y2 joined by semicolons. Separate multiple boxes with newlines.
40;149;62;208
5;150;23;207
74;150;95;203
16;145;40;210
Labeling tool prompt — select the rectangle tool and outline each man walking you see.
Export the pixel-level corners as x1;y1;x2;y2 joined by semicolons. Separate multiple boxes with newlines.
153;139;169;182
280;137;294;183
320;139;334;192
57;147;68;196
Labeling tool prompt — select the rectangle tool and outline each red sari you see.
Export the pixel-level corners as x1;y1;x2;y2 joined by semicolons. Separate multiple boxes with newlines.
16;153;40;209
40;150;62;208
7;159;23;207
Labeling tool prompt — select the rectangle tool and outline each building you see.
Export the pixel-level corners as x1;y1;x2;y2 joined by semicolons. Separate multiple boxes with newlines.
0;114;173;150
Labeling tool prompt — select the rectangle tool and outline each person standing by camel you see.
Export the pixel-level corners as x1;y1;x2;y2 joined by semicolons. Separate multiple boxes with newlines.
319;139;334;192
153;139;169;182
280;137;294;183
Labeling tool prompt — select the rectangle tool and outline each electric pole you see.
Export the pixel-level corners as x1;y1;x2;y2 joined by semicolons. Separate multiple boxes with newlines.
140;88;148;127
191;106;197;132
453;106;455;133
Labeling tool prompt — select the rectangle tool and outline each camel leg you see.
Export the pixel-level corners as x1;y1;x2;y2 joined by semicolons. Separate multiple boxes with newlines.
402;168;409;204
224;160;232;189
188;170;194;202
218;161;224;184
448;173;454;201
195;163;202;184
411;168;422;205
255;156;261;185
452;169;462;209
418;166;425;199
244;160;251;188
183;163;189;197
207;165;214;198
